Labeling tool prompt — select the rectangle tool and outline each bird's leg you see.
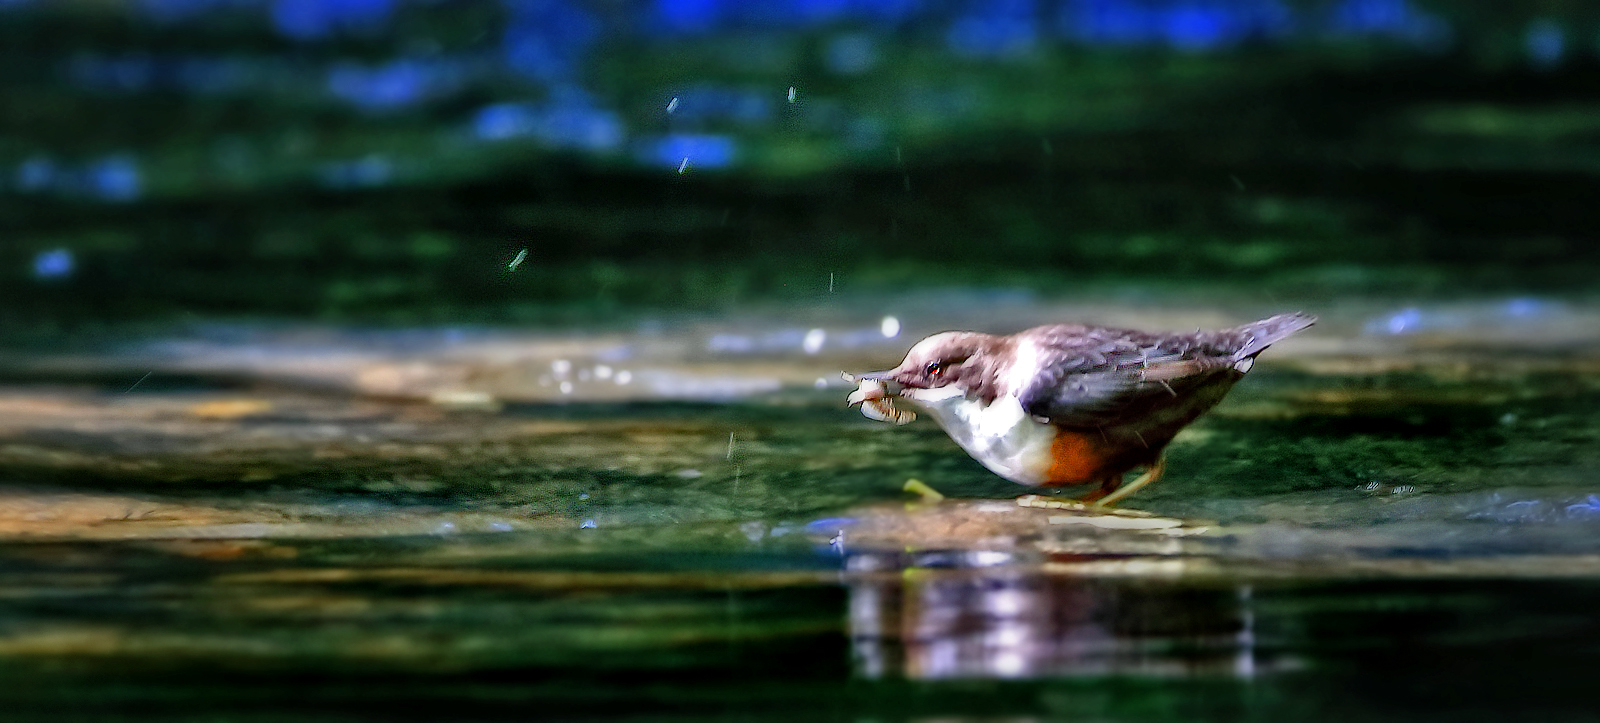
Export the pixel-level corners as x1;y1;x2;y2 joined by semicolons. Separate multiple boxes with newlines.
1072;473;1123;506
902;478;945;503
1089;455;1167;509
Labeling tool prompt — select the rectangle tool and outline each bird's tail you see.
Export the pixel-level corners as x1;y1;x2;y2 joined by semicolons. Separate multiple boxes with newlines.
1232;312;1316;360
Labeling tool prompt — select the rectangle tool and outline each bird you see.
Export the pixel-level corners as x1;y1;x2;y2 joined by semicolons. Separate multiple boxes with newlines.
846;312;1315;507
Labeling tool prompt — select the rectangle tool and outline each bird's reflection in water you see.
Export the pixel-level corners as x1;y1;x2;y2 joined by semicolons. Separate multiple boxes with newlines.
847;550;1255;680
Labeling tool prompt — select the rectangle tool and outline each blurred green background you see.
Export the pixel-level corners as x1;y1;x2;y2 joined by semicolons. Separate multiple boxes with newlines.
5;0;1599;329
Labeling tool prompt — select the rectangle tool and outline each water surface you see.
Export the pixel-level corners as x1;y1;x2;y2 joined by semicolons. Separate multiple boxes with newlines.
1;294;1598;721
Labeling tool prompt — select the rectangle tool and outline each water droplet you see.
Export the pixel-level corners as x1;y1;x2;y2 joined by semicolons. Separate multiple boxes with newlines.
802;328;826;355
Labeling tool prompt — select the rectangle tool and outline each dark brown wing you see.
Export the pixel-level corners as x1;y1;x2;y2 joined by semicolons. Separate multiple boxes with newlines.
1014;313;1314;428
1014;327;1221;427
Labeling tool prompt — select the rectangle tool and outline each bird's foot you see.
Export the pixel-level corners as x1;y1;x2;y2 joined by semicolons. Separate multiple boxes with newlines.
902;478;945;503
1015;494;1088;511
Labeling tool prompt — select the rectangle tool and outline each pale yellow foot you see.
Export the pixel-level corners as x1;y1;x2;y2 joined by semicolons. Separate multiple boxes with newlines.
1089;455;1168;509
1015;494;1087;511
902;478;945;503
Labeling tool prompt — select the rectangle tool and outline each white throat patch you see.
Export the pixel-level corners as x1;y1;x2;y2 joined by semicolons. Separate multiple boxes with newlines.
902;385;1055;486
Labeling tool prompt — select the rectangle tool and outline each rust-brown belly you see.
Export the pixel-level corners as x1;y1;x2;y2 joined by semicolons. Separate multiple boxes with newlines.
1036;428;1163;488
1038;429;1114;487
1034;377;1238;488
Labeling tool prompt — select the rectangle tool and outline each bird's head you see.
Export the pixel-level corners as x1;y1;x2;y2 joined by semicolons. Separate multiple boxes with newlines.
847;331;989;395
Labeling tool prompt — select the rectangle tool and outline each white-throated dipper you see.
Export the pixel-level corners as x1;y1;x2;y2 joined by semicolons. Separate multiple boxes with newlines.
846;312;1315;507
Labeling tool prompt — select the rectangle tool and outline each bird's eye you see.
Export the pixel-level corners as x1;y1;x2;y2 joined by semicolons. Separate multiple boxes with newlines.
924;361;944;377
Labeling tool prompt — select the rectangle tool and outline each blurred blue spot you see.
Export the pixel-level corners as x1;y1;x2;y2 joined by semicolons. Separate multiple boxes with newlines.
789;0;851;24
948;6;1038;58
488;521;515;532
539;104;627;151
502;0;600;81
15;156;55;191
273;0;395;41
653;0;723;34
1504;297;1546;317
580;519;597;529
1164;3;1231;50
1525;19;1565;68
1327;0;1447;45
31;248;75;280
1378;307;1421;335
667;84;774;124
1567;495;1600;518
1063;0;1161;45
474;103;536;140
327;60;429;110
471;101;625;151
86;155;141;202
643;0;919;35
759;0;851;26
1062;0;1292;49
1366;299;1565;337
637;133;736;171
318;155;392;189
1329;0;1414;34
853;0;922;26
504;36;574;81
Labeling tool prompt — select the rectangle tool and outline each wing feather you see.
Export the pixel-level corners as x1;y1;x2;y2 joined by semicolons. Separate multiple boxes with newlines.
1011;314;1312;428
1015;326;1232;427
